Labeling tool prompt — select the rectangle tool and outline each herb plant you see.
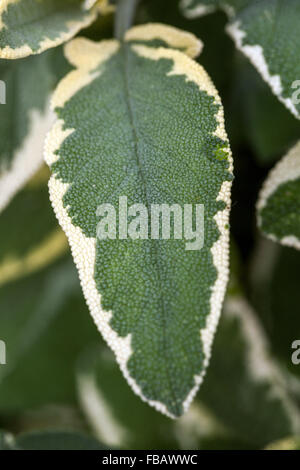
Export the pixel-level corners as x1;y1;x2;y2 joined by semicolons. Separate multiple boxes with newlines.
0;0;300;451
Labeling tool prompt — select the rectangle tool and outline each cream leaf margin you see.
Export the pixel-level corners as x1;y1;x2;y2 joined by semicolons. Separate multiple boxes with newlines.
0;105;55;212
125;23;203;59
0;0;97;59
257;140;300;250
45;34;233;417
181;0;300;119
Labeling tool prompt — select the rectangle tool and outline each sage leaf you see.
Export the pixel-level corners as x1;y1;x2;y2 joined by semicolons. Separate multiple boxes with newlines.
45;25;233;417
0;0;97;59
0;47;70;212
0;180;67;286
0;258;99;410
199;296;300;446
257;141;300;250
181;0;300;119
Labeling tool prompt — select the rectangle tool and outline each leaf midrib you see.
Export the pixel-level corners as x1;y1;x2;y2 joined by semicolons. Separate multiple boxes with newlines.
120;43;180;414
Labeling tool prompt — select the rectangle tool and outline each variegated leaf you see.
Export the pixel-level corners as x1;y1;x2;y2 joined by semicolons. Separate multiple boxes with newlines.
257;141;300;250
124;23;203;58
199;296;300;446
0;0;97;59
0;47;70;211
181;0;300;119
45;24;233;417
0;176;68;286
0;258;99;410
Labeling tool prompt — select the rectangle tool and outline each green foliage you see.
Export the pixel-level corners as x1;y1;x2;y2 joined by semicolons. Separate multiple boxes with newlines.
0;430;15;450
0;257;100;410
229;57;300;165
266;435;300;450
1;429;108;450
250;241;300;381
77;345;181;449
182;0;300;119
0;181;67;287
257;141;300;249
0;0;96;58
199;296;300;447
46;27;232;417
0;46;71;211
0;0;300;451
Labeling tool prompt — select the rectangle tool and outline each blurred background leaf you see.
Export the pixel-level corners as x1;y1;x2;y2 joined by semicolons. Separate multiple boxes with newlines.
0;428;108;450
0;430;15;450
0;46;71;211
0;174;68;286
14;429;108;450
266;435;300;450
250;240;300;384
197;295;300;448
77;345;180;450
228;56;300;166
0;257;100;413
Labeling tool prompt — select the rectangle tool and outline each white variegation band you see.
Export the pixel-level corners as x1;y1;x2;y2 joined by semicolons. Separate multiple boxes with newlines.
181;2;300;119
0;105;55;212
257;141;300;249
257;141;300;211
0;0;97;59
227;21;299;119
224;296;300;434
46;37;233;418
125;23;203;59
180;0;217;19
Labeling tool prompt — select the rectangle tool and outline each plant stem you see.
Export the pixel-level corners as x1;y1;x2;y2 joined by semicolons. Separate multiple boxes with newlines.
114;0;140;40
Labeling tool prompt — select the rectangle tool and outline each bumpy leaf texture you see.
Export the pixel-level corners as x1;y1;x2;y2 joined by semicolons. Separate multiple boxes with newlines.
45;24;233;417
0;0;96;59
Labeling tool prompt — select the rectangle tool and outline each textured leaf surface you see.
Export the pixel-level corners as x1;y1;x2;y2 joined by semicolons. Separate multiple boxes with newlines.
257;141;300;249
199;296;300;446
45;27;233;417
181;0;300;119
0;0;96;59
0;47;70;212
